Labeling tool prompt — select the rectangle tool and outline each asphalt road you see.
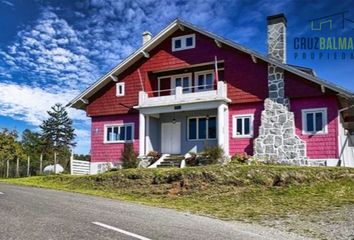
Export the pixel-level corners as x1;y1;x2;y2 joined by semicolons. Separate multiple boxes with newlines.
0;183;307;240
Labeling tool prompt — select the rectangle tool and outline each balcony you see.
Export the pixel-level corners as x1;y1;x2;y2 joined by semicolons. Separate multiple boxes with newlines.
136;81;229;109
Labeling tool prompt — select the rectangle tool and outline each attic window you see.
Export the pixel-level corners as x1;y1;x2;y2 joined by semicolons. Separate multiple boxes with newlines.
172;34;195;51
116;82;125;97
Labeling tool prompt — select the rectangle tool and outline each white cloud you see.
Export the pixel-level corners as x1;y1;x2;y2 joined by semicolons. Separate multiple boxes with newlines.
1;0;14;7
0;82;90;153
0;0;268;154
0;82;87;125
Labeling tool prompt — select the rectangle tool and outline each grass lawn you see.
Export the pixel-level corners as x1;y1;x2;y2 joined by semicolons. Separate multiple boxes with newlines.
2;164;354;222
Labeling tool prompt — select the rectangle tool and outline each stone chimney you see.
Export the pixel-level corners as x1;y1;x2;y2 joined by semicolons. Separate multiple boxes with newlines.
253;14;307;165
142;31;152;45
267;14;286;63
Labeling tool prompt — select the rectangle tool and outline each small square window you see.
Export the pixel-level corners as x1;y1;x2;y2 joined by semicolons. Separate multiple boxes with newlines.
188;116;216;140
186;37;193;47
172;34;195;52
105;124;134;143
174;39;182;49
233;115;254;138
195;71;215;92
302;108;327;135
116;82;125;96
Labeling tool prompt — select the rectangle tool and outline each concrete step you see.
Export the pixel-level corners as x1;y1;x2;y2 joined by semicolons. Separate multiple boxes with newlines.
156;155;184;168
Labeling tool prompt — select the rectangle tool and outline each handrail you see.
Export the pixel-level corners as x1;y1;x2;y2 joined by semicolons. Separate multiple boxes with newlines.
146;84;216;95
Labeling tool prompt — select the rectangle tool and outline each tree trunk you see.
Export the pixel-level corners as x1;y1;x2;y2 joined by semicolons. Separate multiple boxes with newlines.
39;153;43;174
16;157;19;177
27;156;30;177
54;151;57;174
6;159;9;178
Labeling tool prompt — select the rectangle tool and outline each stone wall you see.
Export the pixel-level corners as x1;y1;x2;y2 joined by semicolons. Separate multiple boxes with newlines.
253;14;307;165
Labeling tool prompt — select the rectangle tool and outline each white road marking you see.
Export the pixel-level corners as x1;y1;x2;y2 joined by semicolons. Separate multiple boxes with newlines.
0;192;4;195
92;222;151;240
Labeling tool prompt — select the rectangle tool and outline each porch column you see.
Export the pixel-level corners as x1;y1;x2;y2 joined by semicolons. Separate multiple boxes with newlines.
145;115;152;154
139;112;145;156
217;103;229;156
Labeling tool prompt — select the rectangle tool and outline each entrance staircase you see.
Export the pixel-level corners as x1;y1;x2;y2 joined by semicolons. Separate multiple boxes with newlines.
157;155;184;168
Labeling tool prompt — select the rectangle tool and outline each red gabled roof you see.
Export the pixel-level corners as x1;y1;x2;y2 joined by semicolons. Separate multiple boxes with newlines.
69;19;354;110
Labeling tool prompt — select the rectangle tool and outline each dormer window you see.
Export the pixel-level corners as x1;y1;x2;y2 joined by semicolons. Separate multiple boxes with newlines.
172;34;195;51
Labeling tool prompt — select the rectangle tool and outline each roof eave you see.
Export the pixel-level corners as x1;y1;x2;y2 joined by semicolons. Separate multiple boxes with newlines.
69;18;354;109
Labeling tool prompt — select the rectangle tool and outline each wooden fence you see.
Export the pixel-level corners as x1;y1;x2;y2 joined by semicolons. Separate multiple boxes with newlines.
70;157;90;175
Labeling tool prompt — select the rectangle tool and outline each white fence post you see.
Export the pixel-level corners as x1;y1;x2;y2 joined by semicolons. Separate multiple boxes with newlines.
70;154;74;175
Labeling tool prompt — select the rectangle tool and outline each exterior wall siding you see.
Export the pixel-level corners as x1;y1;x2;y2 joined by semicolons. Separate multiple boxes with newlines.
291;96;339;159
228;96;339;160
228;102;263;156
86;28;269;117
91;114;139;163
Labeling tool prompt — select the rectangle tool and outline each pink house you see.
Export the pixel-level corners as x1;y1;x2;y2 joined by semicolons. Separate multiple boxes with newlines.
69;14;354;172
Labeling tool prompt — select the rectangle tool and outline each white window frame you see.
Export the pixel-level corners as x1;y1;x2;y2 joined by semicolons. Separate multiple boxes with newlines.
301;107;328;135
194;70;214;92
171;73;192;93
187;116;217;141
104;123;134;143
116;82;125;97
232;114;254;138
172;34;196;52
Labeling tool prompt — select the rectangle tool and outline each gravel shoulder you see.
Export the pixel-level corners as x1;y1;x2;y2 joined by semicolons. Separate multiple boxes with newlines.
262;205;354;240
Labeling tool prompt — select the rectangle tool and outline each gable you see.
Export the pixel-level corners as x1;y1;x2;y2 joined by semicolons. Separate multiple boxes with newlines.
86;28;273;116
70;19;353;111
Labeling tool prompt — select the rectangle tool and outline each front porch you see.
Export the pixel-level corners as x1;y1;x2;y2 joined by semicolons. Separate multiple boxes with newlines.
136;103;230;157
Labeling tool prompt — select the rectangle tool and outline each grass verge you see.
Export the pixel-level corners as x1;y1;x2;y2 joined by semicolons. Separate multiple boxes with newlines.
1;164;354;222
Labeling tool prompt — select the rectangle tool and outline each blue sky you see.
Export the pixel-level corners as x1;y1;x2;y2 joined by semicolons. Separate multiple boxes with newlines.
0;0;353;154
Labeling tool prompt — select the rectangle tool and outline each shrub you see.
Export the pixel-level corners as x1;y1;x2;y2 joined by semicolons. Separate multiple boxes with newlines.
203;145;224;164
231;153;250;165
120;143;138;169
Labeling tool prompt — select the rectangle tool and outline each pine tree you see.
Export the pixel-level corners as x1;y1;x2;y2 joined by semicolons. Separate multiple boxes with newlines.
40;103;76;172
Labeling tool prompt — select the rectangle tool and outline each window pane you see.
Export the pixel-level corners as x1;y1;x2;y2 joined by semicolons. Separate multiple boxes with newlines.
175;39;181;49
119;126;125;140
189;119;197;139
198;118;207;139
244;118;250;135
208;117;216;139
175;78;182;87
186;37;193;46
107;127;112;141
206;74;213;89
315;112;323;132
236;118;243;135
198;75;204;89
113;127;119;140
183;77;189;92
126;125;132;140
306;113;314;132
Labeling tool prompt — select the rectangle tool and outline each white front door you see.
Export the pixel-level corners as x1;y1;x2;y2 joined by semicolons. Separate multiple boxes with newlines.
161;122;181;154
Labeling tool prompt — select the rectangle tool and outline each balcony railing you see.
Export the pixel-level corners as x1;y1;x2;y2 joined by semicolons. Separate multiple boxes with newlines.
137;81;228;108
